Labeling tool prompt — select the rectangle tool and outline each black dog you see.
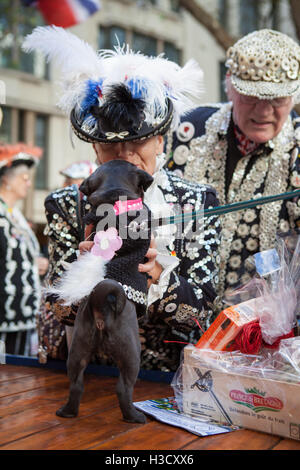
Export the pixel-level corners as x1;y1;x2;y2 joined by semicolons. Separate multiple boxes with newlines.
56;160;153;423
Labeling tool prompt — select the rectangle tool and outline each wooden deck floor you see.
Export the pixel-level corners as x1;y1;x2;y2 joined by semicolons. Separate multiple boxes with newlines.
1;364;300;451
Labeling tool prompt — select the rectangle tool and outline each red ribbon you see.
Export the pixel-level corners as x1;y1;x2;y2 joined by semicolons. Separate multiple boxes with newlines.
263;329;294;349
233;321;294;354
234;321;262;355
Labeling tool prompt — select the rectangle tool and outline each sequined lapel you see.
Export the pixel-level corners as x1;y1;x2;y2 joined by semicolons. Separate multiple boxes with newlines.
184;103;296;300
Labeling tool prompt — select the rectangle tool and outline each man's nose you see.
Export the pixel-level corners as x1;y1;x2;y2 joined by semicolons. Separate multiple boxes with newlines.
115;142;133;159
255;100;273;114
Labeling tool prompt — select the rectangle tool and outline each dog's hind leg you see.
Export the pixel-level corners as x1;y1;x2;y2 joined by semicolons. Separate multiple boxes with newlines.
56;299;95;418
113;304;146;424
56;350;91;418
88;280;146;424
116;363;146;424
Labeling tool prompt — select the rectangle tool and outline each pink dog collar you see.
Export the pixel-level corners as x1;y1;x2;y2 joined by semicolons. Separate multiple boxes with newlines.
113;198;143;216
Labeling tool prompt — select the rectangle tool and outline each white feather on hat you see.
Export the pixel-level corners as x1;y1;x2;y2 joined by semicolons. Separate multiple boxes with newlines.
22;26;105;115
22;26;204;133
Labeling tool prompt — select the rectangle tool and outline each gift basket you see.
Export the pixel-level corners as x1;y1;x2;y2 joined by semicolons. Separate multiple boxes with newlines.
172;232;300;440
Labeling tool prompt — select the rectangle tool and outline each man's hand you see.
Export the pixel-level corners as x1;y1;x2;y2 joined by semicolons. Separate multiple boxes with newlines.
78;237;162;288
138;237;162;287
79;240;94;255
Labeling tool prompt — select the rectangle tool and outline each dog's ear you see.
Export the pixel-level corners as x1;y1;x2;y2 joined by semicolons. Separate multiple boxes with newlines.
136;168;153;193
79;177;90;196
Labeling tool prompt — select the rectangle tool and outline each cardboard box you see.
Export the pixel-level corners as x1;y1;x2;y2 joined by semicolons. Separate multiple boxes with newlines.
195;297;259;351
182;345;300;440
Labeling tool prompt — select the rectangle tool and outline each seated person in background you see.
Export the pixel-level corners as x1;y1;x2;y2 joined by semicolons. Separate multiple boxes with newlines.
166;29;300;308
23;26;220;371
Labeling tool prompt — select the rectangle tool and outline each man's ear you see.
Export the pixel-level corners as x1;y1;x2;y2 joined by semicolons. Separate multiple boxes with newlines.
93;143;103;165
1;174;8;187
156;135;164;154
225;74;233;101
92;143;98;157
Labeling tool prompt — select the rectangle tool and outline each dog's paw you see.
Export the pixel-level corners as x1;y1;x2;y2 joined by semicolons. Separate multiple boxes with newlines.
56;405;78;418
123;409;147;424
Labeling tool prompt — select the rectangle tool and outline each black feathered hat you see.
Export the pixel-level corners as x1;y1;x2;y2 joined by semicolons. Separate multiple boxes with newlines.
70;83;173;144
22;26;204;144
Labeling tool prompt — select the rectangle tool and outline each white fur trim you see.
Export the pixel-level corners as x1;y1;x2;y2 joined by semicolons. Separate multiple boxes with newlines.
45;251;107;305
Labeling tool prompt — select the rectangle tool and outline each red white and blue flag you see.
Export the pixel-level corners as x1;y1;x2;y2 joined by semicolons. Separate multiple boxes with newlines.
21;0;101;28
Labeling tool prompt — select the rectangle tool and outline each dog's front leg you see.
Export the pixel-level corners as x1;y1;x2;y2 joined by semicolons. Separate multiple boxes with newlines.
56;299;95;418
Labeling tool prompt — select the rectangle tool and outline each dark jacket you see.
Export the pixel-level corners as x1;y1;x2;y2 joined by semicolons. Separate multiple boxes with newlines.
43;171;221;371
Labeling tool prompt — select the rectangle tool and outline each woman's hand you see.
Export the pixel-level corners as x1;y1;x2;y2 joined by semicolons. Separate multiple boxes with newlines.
138;237;162;287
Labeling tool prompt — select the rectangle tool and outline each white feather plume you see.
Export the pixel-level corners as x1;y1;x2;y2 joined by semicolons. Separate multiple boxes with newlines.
97;46;204;127
22;26;104;113
22;26;204;127
22;25;102;79
44;251;108;306
166;59;204;128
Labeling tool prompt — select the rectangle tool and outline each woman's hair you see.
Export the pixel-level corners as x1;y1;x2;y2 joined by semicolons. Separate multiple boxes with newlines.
0;164;30;188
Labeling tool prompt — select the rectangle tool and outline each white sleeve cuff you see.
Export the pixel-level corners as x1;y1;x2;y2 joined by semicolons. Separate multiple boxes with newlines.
147;253;180;306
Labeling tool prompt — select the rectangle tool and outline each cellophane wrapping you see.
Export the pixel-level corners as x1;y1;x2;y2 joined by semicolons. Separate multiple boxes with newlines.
172;232;300;419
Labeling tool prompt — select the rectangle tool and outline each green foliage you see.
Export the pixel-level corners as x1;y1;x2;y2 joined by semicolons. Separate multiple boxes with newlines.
0;0;44;73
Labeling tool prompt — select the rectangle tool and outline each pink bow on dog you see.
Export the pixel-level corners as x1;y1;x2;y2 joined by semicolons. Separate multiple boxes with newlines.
113;198;143;216
91;227;123;260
